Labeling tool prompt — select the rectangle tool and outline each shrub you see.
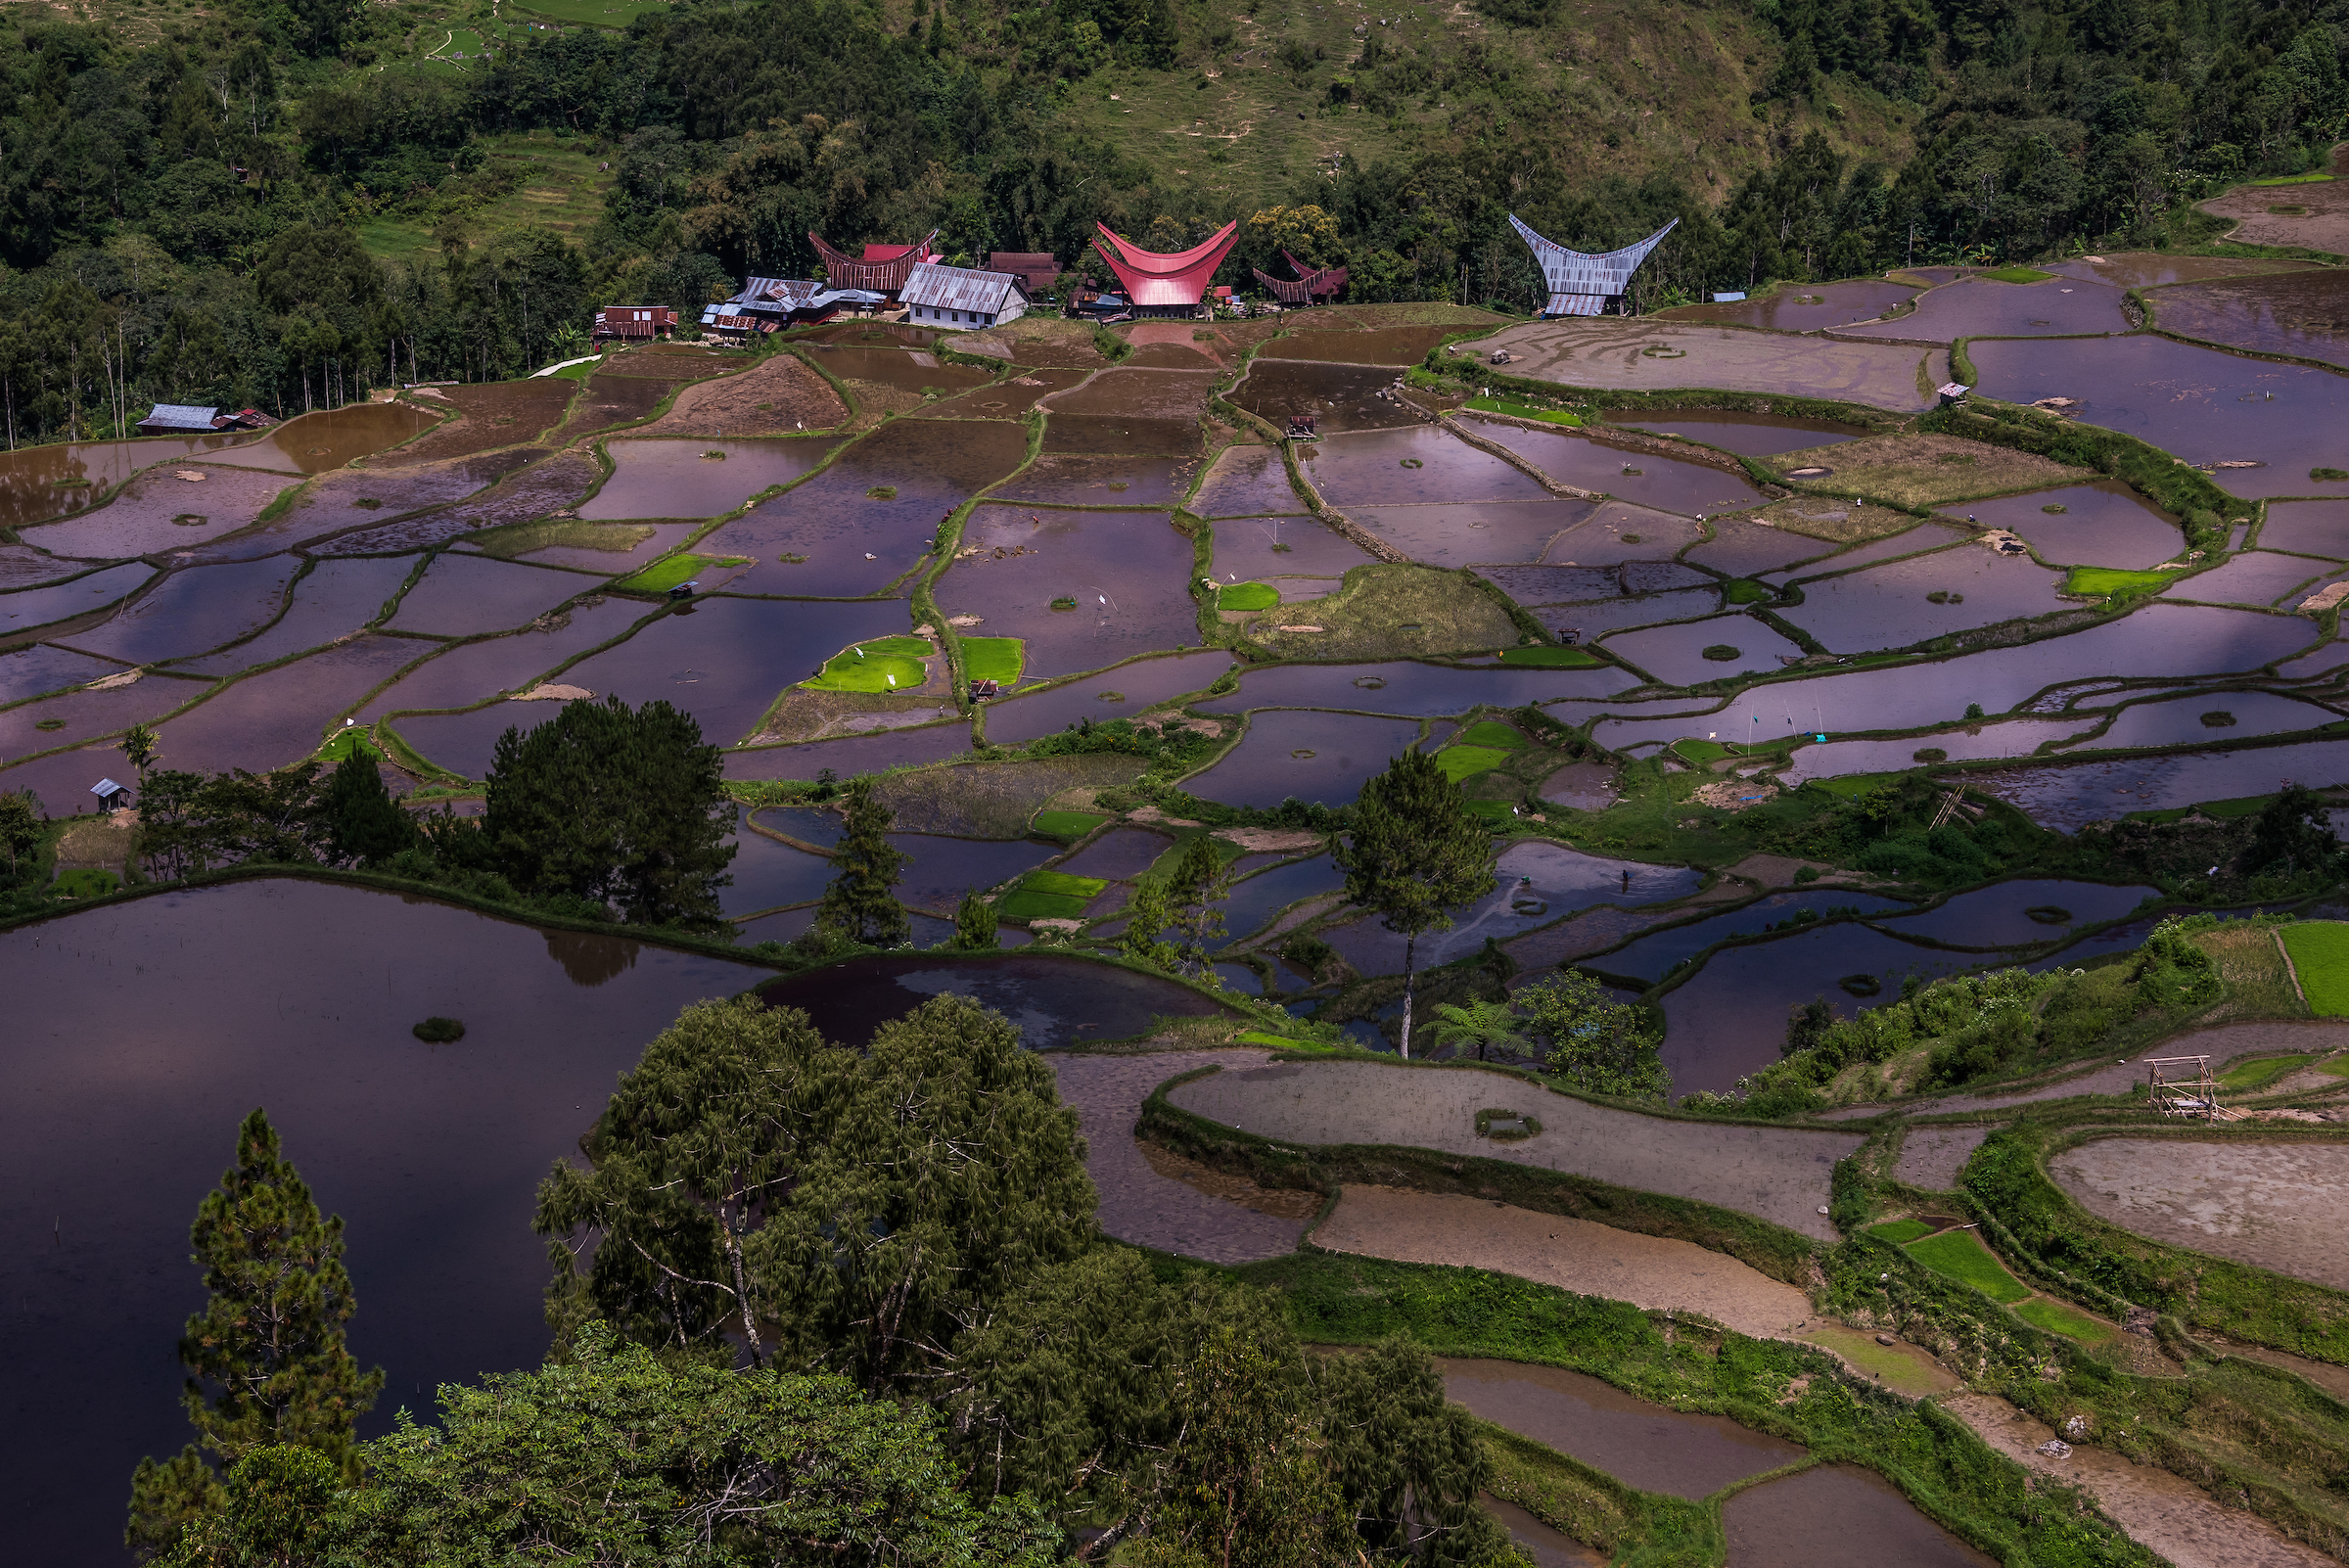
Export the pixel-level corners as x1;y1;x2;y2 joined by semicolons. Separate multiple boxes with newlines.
2201;710;2237;728
2312;468;2349;483
1912;748;1948;762
413;1016;466;1043
1701;644;1741;662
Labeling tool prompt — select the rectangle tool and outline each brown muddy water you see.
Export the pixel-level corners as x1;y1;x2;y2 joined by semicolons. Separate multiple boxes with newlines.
753;950;1228;1048
1043;367;1219;421
1969;334;2349;500
1597;409;1869;455
1229;358;1423;435
990;452;1195;507
2147;269;2349;370
1658;278;1919;332
797;343;991;395
0;878;767;1560
1436;1357;1804;1499
1267;325;1464;364
1039;413;1202;456
0;434;254;532
1723;1464;1994;1568
1192;444;1308;517
21;462;304;561
205;404;440;474
581;438;833;522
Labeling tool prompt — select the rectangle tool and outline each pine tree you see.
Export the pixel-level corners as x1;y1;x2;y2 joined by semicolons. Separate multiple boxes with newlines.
127;1110;383;1558
1120;876;1176;969
316;750;418;868
814;777;909;946
1334;750;1497;1058
952;887;1000;949
1163;836;1230;975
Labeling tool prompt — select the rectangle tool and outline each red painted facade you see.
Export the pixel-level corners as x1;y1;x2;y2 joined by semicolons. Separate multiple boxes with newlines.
1090;221;1240;311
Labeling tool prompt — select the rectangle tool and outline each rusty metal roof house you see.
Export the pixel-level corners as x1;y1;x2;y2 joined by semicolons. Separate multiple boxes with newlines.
699;277;869;339
900;262;1030;329
985;253;1061;296
808;230;941;298
1252;249;1349;306
1507;214;1679;317
592;305;678;345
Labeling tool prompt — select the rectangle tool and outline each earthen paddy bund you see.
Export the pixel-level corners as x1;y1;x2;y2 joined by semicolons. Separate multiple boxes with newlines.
8;291;2349;1563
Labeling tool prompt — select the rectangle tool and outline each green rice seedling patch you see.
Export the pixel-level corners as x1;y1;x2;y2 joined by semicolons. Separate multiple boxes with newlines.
314;729;386;765
615;553;744;595
2012;1298;2119;1344
2219;1054;2315;1091
1979;266;2057;284
1722;577;1773;604
51;867;120;899
1810;771;1906;798
1865;1218;1935;1245
2281;922;2349;1015
1459;720;1531;750
962;636;1026;686
1497;645;1601;668
1435;745;1510;783
1218;581;1280;612
2065;566;2174;597
1237;1030;1342;1052
1905;1228;2031;1303
1669;738;1731;764
2249;172;2337;186
1464;395;1582;426
998;867;1110;921
804;635;931;694
1031;809;1109;843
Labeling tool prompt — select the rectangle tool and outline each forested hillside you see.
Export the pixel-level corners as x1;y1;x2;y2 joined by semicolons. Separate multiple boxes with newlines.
0;0;2340;440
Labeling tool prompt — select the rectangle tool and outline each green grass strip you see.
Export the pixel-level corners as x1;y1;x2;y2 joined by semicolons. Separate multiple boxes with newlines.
1906;1229;2031;1304
1217;581;1280;612
997;890;1090;921
1435;745;1510;783
1021;870;1109;899
1459;719;1532;750
2065;565;2175;597
1722;578;1773;604
1497;645;1600;668
2249;172;2337;186
962;636;1026;685
1031;809;1108;843
802;635;932;694
2219;1054;2315;1091
1978;266;2056;284
2012;1298;2117;1344
615;552;745;594
52;867;121;898
1866;1219;1935;1245
1464;395;1583;426
2281;922;2349;1016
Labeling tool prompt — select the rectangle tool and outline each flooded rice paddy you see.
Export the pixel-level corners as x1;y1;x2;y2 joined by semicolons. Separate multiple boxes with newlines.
14;298;2349;1552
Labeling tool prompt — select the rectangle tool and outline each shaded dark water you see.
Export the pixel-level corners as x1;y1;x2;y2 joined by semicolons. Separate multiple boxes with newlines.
1724;1464;1995;1568
1229;358;1424;436
1183;710;1425;807
1471;423;1762;517
1328;840;1703;973
53;557;299;667
753;950;1227;1048
1594;891;1915;981
386;554;590;636
980;649;1235;744
0;641;122;703
581;437;831;522
1211;513;1376;577
179;555;425;677
885;832;1060;913
0;879;766;1560
1597;409;1867;455
1873;878;2157;947
353;597;652;720
1437;1357;1804;1499
0;435;252;532
722;721;975;782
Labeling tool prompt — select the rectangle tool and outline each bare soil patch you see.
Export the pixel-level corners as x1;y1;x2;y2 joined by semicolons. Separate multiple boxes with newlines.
2197;152;2349;256
2052;1136;2349;1291
1474;318;1949;414
637;353;846;435
1945;1392;2335;1568
1141;1139;1324;1219
1769;433;2093;510
594;346;755;379
1752;496;1932;543
749;687;960;745
1167;1058;1862;1239
373;382;576;468
959;315;1115;370
869;752;1149;837
548;375;700;443
52;815;135;871
1893;1125;1997;1190
1246;564;1521;662
916;366;1090;420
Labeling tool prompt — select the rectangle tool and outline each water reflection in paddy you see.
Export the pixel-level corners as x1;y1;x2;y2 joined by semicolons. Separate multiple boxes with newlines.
580;438;832;521
0;434;253;531
203;403;439;474
150;635;419;774
2146;270;2349;370
53;557;299;667
990;453;1192;507
1777;547;2069;652
1185;710;1425;807
1468;422;1763;516
1594;891;1914;981
1196;660;1635;716
1330;840;1704;973
176;555;424;676
1306;427;1551;507
1437;1357;1803;1499
1657;278;1919;333
980;650;1236;744
0;668;209;763
1725;1464;1995;1568
1601;616;1808;685
1596;409;1868;455
2257;498;2349;558
1960;481;2185;569
940;508;1200;677
1214;854;1345;945
753;951;1227;1049
1352;499;1593;566
2170;550;2336;606
1969;335;2349;500
1533;590;1720;639
1972;738;2349;830
722;829;837;915
386;554;591;636
0;641;123;704
2078;689;2343;751
887;833;1060;913
353;597;653;720
1683;518;1844;576
1054;824;1173;880
316;450;600;557
1212;514;1378;577
22;462;303;559
1874;878;2157;947
1543;501;1708;564
722;720;975;782
0;878;765;1558
1779;716;2096;780
1840;276;2128;340
1192;444;1309;517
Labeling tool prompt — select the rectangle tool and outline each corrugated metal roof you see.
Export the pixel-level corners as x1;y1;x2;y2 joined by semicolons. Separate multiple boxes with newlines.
900;262;1026;313
731;277;826;310
140;403;218;429
1509;215;1678;315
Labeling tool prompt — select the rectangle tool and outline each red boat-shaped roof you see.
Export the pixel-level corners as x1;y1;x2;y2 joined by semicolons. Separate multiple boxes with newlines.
1091;221;1239;307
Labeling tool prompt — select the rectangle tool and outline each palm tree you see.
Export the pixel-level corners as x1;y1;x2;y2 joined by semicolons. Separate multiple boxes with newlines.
1426;998;1526;1063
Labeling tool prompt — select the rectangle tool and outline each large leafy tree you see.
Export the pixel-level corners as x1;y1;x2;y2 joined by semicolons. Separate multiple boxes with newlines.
315;750;418;868
153;1330;1059;1568
1517;971;1667;1099
813;776;909;946
128;1110;383;1559
483;696;735;930
1163;835;1231;976
536;996;849;1366
1334;749;1497;1056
